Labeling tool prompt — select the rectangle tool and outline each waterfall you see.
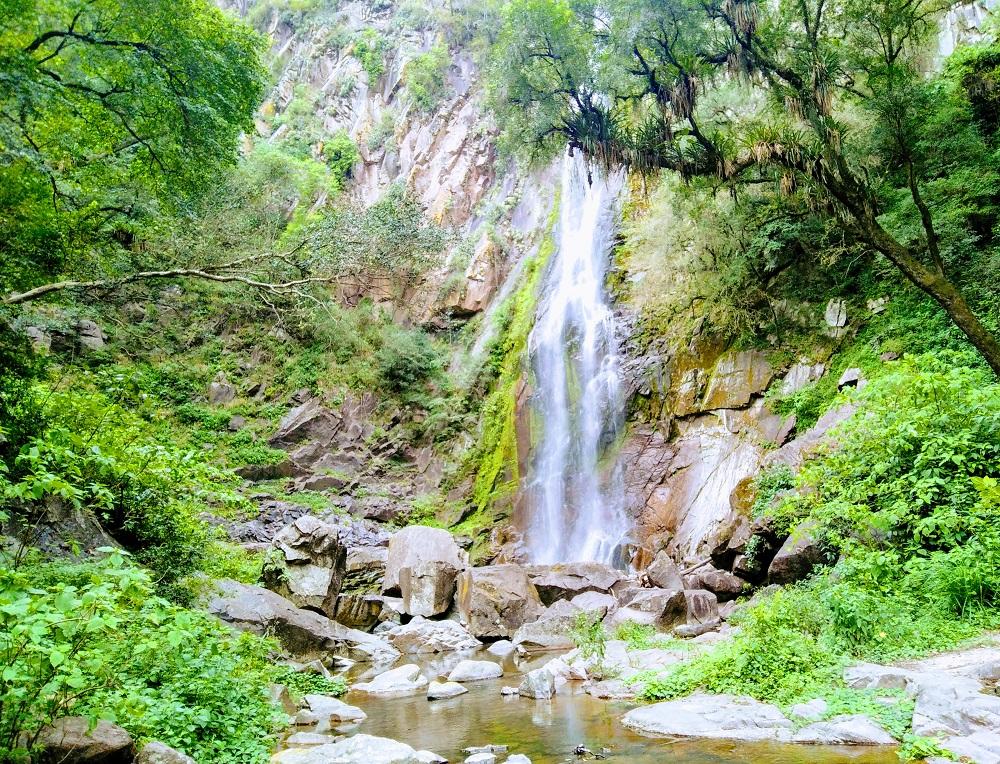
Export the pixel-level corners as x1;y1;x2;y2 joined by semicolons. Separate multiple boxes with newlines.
524;150;628;565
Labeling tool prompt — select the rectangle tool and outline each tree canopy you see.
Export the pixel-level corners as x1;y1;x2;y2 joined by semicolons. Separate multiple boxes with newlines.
488;0;1000;374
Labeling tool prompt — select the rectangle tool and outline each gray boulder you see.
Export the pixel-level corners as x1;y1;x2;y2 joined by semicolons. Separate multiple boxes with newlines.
333;593;384;631
386;616;481;653
512;615;576;652
693;568;745;602
300;694;367;723
36;718;134;763
683;589;720;624
457;565;544;638
645;551;684;591
428;680;469;699
622;693;793;741
768;523;825;584
527;562;624;605
262;516;347;618
207;372;235;405
384;526;465;596
448;659;504;682
608;587;685;628
518;668;556;699
400;560;459;617
206;579;399;663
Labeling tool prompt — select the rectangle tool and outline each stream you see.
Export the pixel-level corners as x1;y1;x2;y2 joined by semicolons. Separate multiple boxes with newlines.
339;651;899;764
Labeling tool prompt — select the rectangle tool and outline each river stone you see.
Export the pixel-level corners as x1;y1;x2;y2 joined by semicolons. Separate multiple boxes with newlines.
387;615;481;653
135;742;196;764
36;717;134;763
464;755;496;764
271;734;421;764
512;615;576;651
352;664;429;696
527;562;624;605
621;693;794;741
415;752;447;764
428;680;469;699
456;564;545;638
302;694;367;723
207;579;399;663
587;679;638;699
505;757;532;764
448;659;504;682
768;523;825;584
793;714;897;745
400;560;459;617
263;516;347;617
285;733;337;747
487;639;516;657
519;668;556;699
569;591;618;619
842;663;913;690
645;551;684;590
383;526;464;596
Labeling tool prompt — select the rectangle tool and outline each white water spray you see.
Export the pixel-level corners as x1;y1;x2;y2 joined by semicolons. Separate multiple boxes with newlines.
524;151;628;565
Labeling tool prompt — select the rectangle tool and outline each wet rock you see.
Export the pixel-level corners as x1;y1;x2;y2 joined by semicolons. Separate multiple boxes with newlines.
234;460;306;482
692;568;745;602
501;686;519;696
518;668;556;699
285;733;338;747
263;516;347;617
512;615;576;652
36;717;134;763
505;756;532;764
208;372;236;405
428;680;469;699
456;564;545;639
790;698;828;720
207;579;399;663
387;615;481;653
415;752;447;764
526;562;624;605
701;350;774;410
587;679;638;700
352;664;429;697
768;523;826;584
487;639;516;657
622;693;794;741
793;714;896;745
301;694;367;723
271;734;421;764
383;526;464;596
464;754;496;764
400;560;459;617
448;659;504;682
645;551;684;591
136;743;196;764
299;474;351;491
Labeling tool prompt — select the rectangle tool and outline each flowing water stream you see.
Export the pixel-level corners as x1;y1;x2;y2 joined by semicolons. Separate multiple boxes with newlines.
524;151;629;565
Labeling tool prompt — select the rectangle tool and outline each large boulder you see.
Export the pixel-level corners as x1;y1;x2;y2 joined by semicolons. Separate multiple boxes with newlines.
271;735;421;764
607;588;685;628
645;552;684;591
456;565;544;639
333;594;384;631
343;546;389;593
268;398;341;450
683;589;720;624
511;615;576;652
263;516;347;617
692;567;745;602
207;579;399;663
518;668;556;699
768;523;825;584
400;560;459;617
428;680;469;699
386;616;481;653
36;718;134;763
351;664;429;696
526;562;624;605
298;694;367;724
383;526;465;596
622;694;793;741
792;715;896;745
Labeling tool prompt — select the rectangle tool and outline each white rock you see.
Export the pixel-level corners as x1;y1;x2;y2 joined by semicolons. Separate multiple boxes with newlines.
505;757;531;764
464;755;496;764
842;663;912;690
487;640;516;657
448;659;504;682
388;617;481;654
518;668;556;699
621;694;793;741
793;714;897;745
271;734;420;764
428;680;468;700
415;752;447;764
285;732;337;746
352;664;429;696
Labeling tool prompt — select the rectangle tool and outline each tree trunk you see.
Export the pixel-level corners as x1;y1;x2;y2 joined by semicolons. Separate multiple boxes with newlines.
863;218;1000;377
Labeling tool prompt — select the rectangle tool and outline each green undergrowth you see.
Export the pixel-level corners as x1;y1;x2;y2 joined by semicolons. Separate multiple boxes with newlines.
613;620;692;652
270;667;348;700
640;355;1000;759
0;550;286;764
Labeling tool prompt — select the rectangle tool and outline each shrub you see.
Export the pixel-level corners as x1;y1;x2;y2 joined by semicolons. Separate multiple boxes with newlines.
404;44;451;111
0;553;284;763
352;29;387;81
323;130;359;187
569;611;607;660
376;326;443;393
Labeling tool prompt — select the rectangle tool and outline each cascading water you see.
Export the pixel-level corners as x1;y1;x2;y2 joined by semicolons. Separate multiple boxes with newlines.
524;150;629;565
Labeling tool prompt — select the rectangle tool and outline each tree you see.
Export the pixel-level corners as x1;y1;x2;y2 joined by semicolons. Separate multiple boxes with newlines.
489;0;1000;375
0;0;266;295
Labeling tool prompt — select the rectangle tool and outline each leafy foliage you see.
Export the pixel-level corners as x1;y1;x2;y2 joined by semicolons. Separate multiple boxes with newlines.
405;43;451;111
569;610;607;660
